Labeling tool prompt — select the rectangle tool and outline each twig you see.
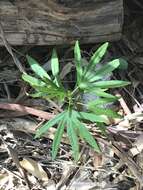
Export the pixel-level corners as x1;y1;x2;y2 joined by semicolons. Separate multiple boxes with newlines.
112;143;143;188
115;92;131;115
0;23;25;73
0;103;55;120
0;136;31;189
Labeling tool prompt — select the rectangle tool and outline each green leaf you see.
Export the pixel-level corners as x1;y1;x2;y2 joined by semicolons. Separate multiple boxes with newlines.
29;92;46;98
89;106;121;118
51;49;59;77
93;80;130;88
22;74;46;87
52;119;66;160
88;89;118;99
89;59;120;82
67;119;79;161
78;81;89;90
74;41;82;83
96;122;107;136
26;55;51;80
85;42;109;74
76;121;101;153
118;58;128;70
77;111;109;124
88;98;116;107
35;112;66;138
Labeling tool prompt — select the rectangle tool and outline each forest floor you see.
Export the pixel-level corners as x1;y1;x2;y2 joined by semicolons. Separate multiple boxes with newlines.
0;0;143;189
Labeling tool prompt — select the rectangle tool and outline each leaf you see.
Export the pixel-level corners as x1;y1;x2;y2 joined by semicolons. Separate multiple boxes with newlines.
29;92;46;98
88;98;116;107
118;58;128;70
22;74;46;87
89;106;121;118
88;89;118;99
51;49;59;77
77;111;109;124
93;80;130;88
26;55;51;80
96;122;107;136
67;119;79;161
52;119;66;160
35;112;66;138
85;42;109;74
75;120;101;153
60;62;73;79
89;59;120;82
20;157;48;181
74;41;82;83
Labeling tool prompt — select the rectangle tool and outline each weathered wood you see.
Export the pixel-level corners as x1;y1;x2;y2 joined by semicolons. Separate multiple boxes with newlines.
0;0;123;45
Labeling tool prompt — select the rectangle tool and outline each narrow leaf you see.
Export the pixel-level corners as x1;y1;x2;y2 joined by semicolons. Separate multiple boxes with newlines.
89;89;118;99
67;120;79;161
74;41;82;83
85;42;109;74
29;92;46;98
88;98;116;107
52;119;66;160
93;80;130;88
77;111;109;124
51;49;59;77
35;112;66;138
118;58;128;70
89;106;121;118
75;120;100;153
89;59;120;82
22;74;46;87
26;55;51;80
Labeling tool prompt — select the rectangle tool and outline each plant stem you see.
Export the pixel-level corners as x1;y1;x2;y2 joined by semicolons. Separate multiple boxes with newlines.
47;98;63;112
71;86;79;97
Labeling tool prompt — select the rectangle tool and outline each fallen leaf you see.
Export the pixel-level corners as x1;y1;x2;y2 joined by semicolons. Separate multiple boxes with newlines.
20;157;48;182
130;134;143;156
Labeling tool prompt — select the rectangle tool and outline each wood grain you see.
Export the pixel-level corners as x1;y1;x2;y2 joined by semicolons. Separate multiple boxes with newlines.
0;0;123;45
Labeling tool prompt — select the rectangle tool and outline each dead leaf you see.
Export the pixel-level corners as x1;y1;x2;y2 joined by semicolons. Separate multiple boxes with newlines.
20;157;48;182
130;134;143;156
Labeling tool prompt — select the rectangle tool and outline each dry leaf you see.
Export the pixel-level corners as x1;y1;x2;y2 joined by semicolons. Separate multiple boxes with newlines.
20;157;48;182
130;134;143;156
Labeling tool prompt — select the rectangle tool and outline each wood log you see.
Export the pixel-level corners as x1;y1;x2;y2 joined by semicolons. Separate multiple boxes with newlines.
0;0;123;45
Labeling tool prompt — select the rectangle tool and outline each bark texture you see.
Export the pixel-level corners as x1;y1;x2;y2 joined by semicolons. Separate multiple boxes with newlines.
0;0;123;45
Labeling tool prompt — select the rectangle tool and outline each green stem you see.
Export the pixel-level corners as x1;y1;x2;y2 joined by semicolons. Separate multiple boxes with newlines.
71;86;79;97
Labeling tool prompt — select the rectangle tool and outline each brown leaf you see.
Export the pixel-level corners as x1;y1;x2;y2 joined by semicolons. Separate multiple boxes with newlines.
130;134;143;156
20;157;48;182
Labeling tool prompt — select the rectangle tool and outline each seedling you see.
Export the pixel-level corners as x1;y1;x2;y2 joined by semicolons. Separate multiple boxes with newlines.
22;41;130;160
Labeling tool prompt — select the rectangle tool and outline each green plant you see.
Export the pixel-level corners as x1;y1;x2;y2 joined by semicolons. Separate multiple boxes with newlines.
22;41;130;161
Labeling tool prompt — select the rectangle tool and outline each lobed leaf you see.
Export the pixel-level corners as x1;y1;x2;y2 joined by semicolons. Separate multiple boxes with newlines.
35;111;66;138
75;119;101;153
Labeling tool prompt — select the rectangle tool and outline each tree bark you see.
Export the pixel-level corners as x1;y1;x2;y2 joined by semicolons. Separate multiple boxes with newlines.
0;0;123;45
